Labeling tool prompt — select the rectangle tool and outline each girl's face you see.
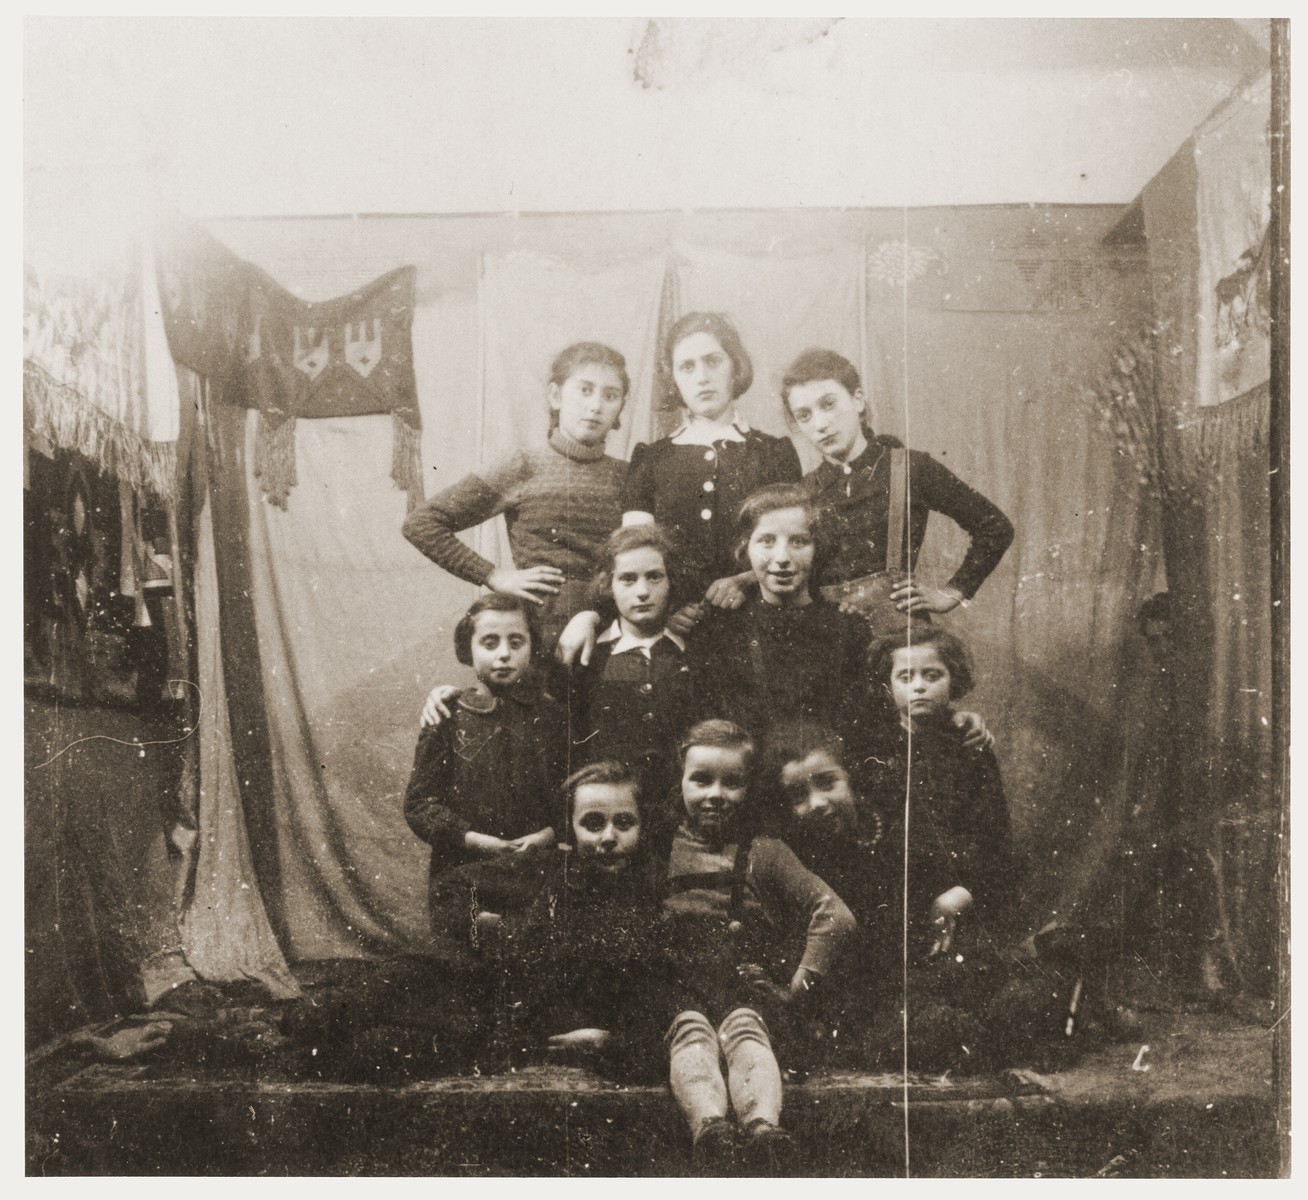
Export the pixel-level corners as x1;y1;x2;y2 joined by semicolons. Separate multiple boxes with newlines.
747;507;815;607
612;546;670;637
572;782;642;873
681;744;749;840
672;332;736;422
550;362;627;446
890;644;953;725
470;609;532;689
785;378;868;465
780;749;858;840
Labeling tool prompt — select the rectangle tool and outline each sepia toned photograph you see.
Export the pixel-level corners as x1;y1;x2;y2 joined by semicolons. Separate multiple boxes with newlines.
23;15;1288;1178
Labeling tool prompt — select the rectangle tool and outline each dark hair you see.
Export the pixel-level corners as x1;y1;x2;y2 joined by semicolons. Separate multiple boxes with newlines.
867;626;976;700
779;347;872;437
678;718;756;769
453;593;539;667
586;522;685;612
563;759;644;827
659;311;753;411
731;483;832;584
547;341;630;432
758;721;851;830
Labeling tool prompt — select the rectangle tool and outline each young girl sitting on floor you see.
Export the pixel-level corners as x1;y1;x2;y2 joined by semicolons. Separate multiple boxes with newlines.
427;760;676;1082
761;723;897;1066
663;719;856;1175
403;594;567;916
780;347;1013;636
862;626;1019;1072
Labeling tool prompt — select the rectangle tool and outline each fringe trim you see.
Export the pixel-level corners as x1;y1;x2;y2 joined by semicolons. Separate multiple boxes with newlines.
24;361;177;499
1166;382;1271;494
392;413;425;510
252;413;297;510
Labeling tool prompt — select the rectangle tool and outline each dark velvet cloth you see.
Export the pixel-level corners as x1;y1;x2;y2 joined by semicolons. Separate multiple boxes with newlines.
803;434;1014;599
623;431;802;596
685;596;873;749
402;683;568;910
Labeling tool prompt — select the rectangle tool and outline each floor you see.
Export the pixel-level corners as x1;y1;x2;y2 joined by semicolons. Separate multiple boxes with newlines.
26;1007;1282;1177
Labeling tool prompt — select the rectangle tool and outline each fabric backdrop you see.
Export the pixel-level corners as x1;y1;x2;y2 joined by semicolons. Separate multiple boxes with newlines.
179;207;1187;987
1140;75;1275;997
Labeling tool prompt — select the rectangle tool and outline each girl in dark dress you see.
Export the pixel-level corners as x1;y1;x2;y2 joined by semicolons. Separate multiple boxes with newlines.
861;626;1020;1073
780;348;1013;637
556;312;801;665
569;524;698;846
685;483;873;751
427;760;677;1082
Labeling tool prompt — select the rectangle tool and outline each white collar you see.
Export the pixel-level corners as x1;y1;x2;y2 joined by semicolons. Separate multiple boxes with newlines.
669;411;751;446
597;620;687;656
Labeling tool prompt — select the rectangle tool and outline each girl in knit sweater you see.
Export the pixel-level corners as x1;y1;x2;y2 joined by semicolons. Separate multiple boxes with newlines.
403;342;630;658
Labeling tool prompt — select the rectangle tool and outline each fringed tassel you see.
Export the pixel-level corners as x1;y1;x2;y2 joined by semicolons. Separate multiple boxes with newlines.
24;361;178;499
392;413;425;510
252;412;297;510
1168;382;1270;494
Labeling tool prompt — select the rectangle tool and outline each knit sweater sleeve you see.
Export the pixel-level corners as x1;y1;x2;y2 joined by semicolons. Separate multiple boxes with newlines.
401;451;531;585
750;836;857;976
910;450;1014;600
403;724;473;855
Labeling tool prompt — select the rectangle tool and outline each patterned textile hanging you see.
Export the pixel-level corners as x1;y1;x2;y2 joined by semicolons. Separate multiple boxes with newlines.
155;224;423;509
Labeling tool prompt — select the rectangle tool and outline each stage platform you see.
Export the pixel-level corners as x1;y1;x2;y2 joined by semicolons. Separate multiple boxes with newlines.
27;1007;1280;1177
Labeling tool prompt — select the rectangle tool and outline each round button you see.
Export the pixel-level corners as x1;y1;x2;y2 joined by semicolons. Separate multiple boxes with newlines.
700;508;712;521
704;449;715;461
703;480;715;493
642;712;655;723
641;682;654;694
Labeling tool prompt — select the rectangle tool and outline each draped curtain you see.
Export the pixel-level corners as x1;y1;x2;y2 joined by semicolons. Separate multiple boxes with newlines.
169;208;1199;994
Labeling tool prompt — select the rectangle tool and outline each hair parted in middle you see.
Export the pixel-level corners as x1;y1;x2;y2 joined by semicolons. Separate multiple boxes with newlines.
562;759;644;825
453;592;540;667
586;521;685;611
731;482;831;581
867;625;976;700
659;311;754;411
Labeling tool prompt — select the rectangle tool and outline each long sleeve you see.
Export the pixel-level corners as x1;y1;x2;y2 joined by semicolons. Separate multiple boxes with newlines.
750;837;857;977
403;724;472;855
768;433;803;487
401;452;529;585
953;746;1015;915
621;441;657;517
911;451;1014;600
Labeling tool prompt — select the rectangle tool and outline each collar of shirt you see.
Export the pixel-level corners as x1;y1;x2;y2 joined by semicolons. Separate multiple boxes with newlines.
812;437;892;490
668;412;751;447
596;620;687;657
